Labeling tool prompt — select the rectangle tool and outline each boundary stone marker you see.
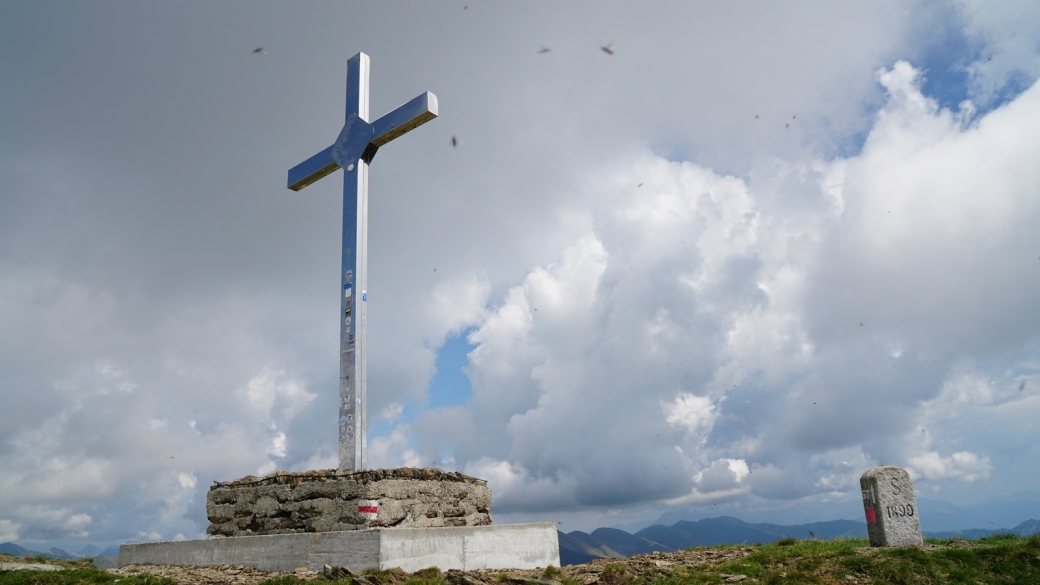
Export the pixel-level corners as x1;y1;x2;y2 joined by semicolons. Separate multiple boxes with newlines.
860;466;923;547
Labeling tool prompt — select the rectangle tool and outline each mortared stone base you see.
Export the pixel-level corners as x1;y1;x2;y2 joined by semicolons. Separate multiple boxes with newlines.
206;468;492;537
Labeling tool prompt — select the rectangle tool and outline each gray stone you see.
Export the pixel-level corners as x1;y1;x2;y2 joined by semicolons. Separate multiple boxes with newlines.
206;467;492;537
118;523;560;572
0;563;64;572
860;466;923;547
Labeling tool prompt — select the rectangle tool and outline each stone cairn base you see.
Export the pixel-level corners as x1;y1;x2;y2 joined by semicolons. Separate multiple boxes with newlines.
206;468;492;537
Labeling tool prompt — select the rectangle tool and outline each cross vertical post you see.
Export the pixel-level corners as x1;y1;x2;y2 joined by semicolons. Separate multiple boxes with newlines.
340;53;369;471
287;52;438;471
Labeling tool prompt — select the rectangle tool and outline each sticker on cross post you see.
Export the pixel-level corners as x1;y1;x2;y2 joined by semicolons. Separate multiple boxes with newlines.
357;499;379;521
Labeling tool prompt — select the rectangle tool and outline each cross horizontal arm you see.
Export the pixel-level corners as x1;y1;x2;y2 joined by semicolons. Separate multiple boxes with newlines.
370;92;439;148
287;146;337;191
287;91;439;192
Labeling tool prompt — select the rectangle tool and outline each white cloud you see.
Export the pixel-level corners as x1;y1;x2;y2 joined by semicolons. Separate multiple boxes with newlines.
664;459;751;505
957;0;1040;105
2;3;1040;542
293;451;338;472
368;424;424;470
269;431;288;459
428;275;492;339
663;394;717;436
10;506;92;540
908;451;992;482
463;457;579;512
177;473;197;490
379;402;404;422
694;458;750;496
0;520;20;543
240;369;315;421
434;57;1040;513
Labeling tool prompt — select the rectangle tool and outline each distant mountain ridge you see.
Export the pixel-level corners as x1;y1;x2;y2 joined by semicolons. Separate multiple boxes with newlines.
558;516;1040;565
0;542;120;562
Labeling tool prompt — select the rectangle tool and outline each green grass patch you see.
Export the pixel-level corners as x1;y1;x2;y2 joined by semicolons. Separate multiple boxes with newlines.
0;566;175;585
257;577;307;585
657;535;1040;584
397;574;447;582
362;567;408;584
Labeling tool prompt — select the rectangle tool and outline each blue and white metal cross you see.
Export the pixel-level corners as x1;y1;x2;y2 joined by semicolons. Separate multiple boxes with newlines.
288;52;438;471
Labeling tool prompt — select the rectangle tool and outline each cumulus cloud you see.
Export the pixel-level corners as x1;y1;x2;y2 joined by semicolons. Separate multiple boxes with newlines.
6;506;92;541
463;458;579;512
2;2;1040;546
406;58;1040;517
663;394;717;436
957;0;1040;105
240;369;315;421
368;424;424;469
0;520;19;543
908;451;992;482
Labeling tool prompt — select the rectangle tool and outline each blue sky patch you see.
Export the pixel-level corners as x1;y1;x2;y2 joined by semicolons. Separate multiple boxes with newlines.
428;327;476;409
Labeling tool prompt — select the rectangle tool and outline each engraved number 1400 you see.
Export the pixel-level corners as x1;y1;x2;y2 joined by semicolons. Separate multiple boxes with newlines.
886;504;915;518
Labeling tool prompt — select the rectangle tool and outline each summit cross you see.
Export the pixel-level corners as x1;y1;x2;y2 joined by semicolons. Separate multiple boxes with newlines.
288;52;438;471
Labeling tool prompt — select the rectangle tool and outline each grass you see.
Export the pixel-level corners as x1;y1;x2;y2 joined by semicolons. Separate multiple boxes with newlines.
8;535;1038;585
0;565;174;585
640;534;1040;585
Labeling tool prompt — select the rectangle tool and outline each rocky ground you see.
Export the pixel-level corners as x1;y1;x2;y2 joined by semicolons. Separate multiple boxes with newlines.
107;547;757;585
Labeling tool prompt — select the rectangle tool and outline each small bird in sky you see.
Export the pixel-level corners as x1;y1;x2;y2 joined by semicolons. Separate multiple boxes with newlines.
451;135;458;147
252;47;265;54
601;43;614;55
1020;381;1027;392
538;45;552;54
755;114;759;119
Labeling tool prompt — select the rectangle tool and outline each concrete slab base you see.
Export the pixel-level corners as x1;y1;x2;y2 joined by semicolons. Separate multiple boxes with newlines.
118;523;560;573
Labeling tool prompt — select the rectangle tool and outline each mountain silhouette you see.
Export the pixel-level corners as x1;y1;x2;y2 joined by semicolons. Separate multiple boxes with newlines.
558;516;1040;565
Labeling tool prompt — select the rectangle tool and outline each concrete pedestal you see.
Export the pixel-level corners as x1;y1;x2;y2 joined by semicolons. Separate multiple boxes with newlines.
118;523;560;573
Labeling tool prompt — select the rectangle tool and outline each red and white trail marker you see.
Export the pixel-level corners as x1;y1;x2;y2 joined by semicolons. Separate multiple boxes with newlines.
357;499;379;521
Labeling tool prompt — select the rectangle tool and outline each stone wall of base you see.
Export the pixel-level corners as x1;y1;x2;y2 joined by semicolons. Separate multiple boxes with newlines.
119;523;560;573
207;468;491;537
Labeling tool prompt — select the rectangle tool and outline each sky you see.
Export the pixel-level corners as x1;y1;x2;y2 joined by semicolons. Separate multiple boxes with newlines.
2;1;1040;551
